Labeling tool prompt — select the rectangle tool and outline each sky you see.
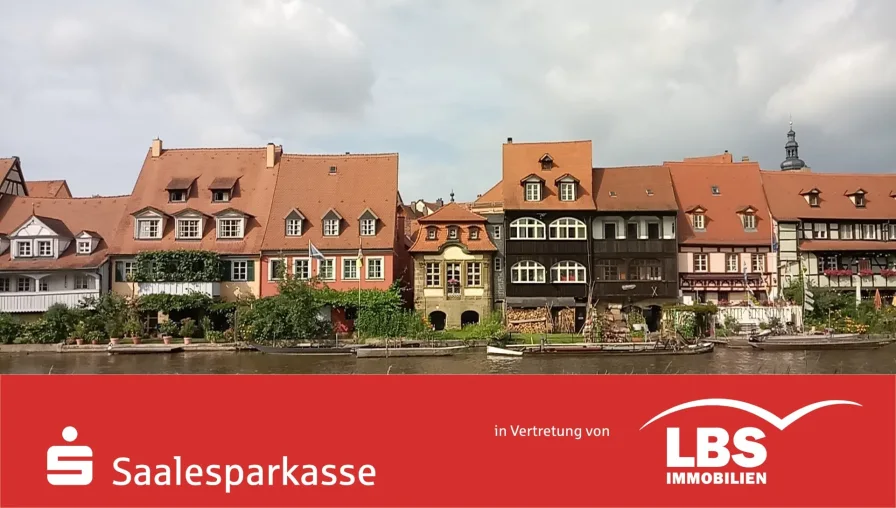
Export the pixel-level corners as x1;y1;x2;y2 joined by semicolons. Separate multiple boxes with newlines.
1;0;894;202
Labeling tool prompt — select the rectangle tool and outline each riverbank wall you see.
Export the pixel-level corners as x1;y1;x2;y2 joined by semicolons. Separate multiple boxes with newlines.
0;343;251;354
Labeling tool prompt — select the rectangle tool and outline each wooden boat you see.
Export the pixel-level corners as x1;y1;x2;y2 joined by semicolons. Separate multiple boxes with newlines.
355;345;468;358
747;334;896;351
107;345;184;355
486;345;523;357
506;341;714;356
250;343;363;356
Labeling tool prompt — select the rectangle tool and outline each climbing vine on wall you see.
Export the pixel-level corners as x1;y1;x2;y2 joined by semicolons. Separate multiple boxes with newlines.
135;250;224;282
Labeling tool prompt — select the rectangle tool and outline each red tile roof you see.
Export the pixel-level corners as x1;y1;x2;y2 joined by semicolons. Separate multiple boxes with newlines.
502;140;594;211
113;145;281;256
261;153;400;252
27;180;72;198
593;166;678;212
761;171;896;221
417;202;487;223
800;240;896;252
0;196;129;271
409;224;497;254
473;180;503;207
667;158;772;246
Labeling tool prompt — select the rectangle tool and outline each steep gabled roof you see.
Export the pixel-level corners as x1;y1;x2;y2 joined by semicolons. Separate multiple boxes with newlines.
113;144;281;255
761;171;896;221
502;140;594;211
593;166;678;212
261;153;399;252
0;195;129;270
667;157;771;246
27;180;72;198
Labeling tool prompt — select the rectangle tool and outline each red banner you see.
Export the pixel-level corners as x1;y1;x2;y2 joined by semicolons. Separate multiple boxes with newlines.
1;375;894;507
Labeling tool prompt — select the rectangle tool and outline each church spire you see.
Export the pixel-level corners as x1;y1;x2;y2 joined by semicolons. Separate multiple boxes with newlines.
780;119;807;171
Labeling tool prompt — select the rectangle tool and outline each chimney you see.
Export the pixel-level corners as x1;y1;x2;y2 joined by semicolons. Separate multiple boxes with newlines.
507;137;513;143
151;138;163;158
741;156;750;162
266;143;276;168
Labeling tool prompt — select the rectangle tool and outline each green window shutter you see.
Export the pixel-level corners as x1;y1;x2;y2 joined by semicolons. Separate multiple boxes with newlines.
247;260;255;281
115;262;125;283
221;261;231;282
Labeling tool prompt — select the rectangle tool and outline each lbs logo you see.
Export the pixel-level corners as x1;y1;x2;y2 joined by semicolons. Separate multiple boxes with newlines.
640;398;860;485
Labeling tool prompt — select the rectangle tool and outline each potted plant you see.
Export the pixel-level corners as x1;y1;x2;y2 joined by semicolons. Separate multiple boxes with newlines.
86;330;104;345
158;320;178;345
180;318;197;345
205;330;224;343
125;318;143;344
70;321;88;346
106;321;123;345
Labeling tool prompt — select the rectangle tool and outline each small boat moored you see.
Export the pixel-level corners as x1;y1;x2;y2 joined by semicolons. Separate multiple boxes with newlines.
505;341;714;356
486;345;523;357
107;345;184;355
250;343;362;356
355;345;468;358
747;334;896;351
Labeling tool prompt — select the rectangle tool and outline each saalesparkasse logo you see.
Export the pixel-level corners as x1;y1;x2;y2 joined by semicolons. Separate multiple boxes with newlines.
47;426;93;486
640;398;861;486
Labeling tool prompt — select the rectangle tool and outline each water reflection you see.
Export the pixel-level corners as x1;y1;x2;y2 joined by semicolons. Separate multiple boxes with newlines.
2;346;895;375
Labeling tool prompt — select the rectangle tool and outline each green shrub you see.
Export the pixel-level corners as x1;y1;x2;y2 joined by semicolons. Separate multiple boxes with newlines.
43;303;79;343
0;313;22;344
159;320;180;337
461;313;509;341
16;319;58;344
180;318;198;338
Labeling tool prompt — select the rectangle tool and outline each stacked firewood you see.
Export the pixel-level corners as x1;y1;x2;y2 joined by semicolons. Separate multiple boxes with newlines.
555;308;576;334
600;304;631;343
507;307;551;333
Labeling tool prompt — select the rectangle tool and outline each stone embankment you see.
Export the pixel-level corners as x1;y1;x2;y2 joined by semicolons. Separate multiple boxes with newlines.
0;342;252;354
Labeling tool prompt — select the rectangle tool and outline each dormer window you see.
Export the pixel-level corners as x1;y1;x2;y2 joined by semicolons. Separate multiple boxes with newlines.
169;190;186;202
809;193;820;207
358;208;379;237
286;219;302;236
212;190;230;202
37;240;52;257
525;182;541;201
469;227;479;240
322;208;343;236
742;213;756;231
213;208;250;240
166;176;196;203
539;153;553;171
208;176;239;203
137;219;161;239
448;227;458;240
855;192;866;208
553;174;579;202
427;227;437;240
16;241;31;257
646;189;654;196
711;186;720;195
173;209;206;240
693;213;706;230
77;239;92;255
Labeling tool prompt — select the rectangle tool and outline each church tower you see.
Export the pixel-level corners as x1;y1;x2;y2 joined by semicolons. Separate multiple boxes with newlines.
780;121;808;171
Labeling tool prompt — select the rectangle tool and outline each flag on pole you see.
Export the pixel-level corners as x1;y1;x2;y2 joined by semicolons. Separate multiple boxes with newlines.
308;242;326;261
357;248;364;268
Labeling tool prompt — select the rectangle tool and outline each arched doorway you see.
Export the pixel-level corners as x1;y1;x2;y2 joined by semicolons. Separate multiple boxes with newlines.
429;311;447;331
461;310;480;327
645;305;662;332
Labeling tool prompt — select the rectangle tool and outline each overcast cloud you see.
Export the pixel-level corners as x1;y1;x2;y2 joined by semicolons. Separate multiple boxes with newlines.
1;0;894;201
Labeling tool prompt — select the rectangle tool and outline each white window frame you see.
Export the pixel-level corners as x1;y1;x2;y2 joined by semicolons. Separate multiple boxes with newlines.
448;227;458;240
752;254;766;273
509;218;546;240
366;256;384;280
73;275;91;290
559;182;576;201
341;257;360;280
494;257;502;272
549;217;587;240
693;214;705;230
216;218;244;239
726;254;739;273
425;262;441;287
77;239;92;255
360;219;376;236
469;227;479;240
551;261;586;283
446;262;462;294
286;218;302;237
524;182;542;201
427;228;437;240
17;277;32;292
268;258;286;281
323;219;340;236
176;218;202;240
318;258;336;281
136;218;162;239
694;253;708;272
37;240;52;257
466;262;482;287
231;260;249;282
813;223;827;239
212;190;230;203
169;190;186;202
742;213;756;231
808;193;819;207
15;241;32;257
293;258;310;280
492;225;501;239
511;260;546;283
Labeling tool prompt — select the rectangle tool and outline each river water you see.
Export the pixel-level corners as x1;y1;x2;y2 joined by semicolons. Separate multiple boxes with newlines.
1;346;895;374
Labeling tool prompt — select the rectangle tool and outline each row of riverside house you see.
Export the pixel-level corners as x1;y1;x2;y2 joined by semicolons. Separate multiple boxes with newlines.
1;125;895;333
0;141;412;332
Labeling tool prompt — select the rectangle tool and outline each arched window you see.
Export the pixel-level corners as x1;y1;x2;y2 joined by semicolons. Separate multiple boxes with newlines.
551;261;587;283
509;218;546;240
629;259;662;281
511;261;545;283
549;217;587;239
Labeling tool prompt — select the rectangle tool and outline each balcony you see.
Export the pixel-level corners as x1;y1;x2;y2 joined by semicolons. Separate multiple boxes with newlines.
136;282;221;297
813;273;896;290
592;239;677;255
0;290;100;313
594;281;678;300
